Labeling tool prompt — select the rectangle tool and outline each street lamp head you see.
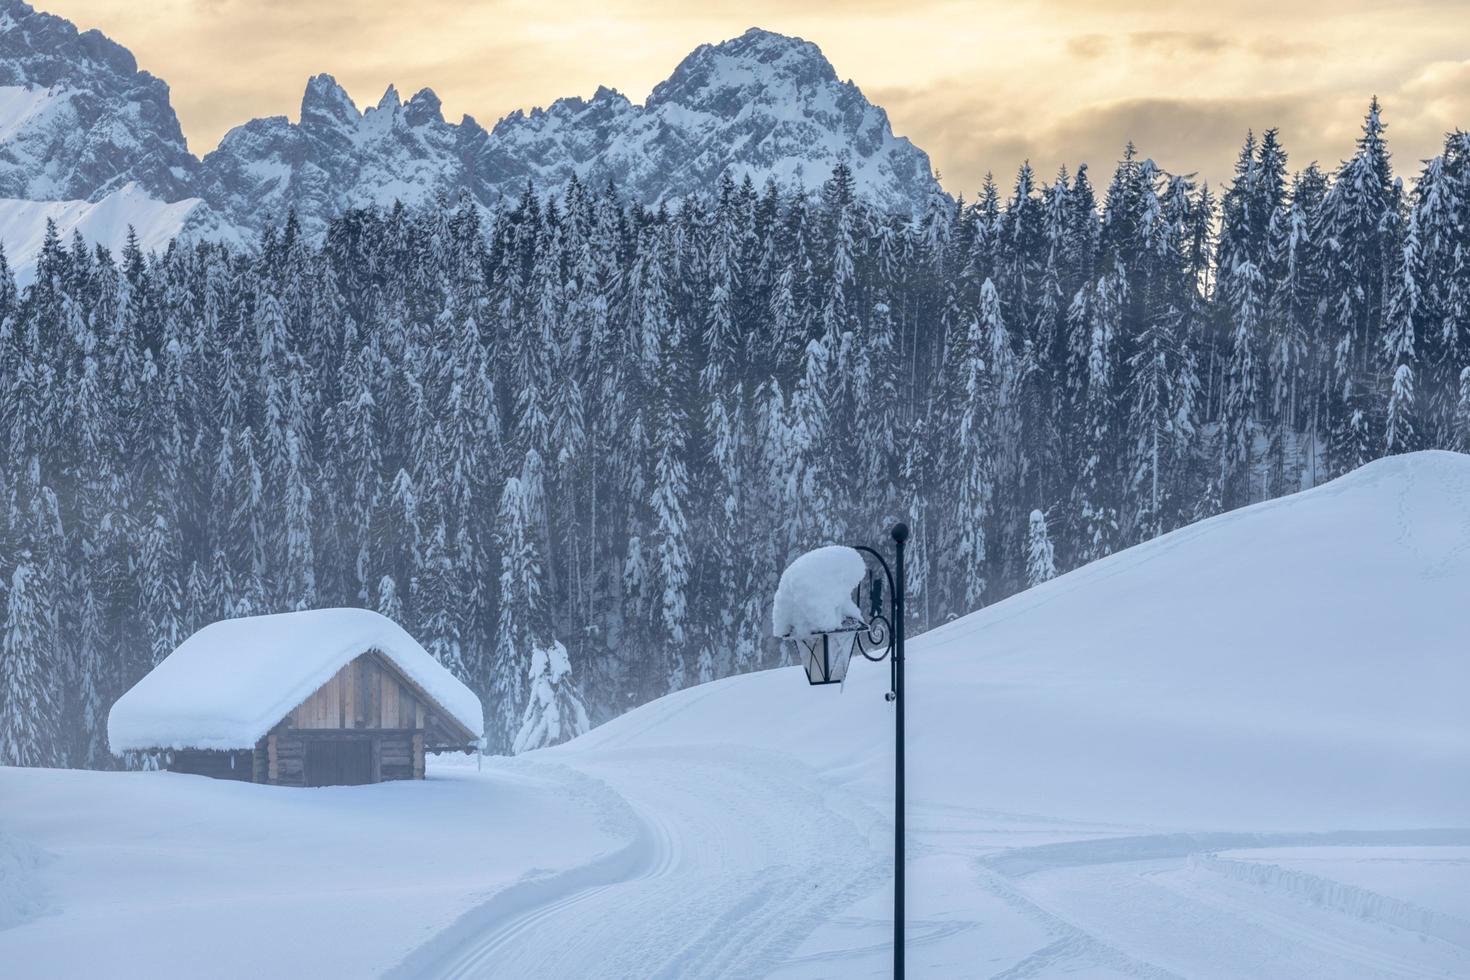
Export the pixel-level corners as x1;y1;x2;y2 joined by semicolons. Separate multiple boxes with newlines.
795;630;856;686
890;522;910;544
775;540;898;685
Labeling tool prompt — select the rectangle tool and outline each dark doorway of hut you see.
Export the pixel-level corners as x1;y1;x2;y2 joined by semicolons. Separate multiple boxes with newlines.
305;737;375;787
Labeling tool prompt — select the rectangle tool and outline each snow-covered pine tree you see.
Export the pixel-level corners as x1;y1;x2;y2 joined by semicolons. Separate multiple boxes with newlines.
1384;208;1424;453
0;557;57;767
511;640;590;754
1025;509;1057;587
492;455;551;750
1316;100;1398;476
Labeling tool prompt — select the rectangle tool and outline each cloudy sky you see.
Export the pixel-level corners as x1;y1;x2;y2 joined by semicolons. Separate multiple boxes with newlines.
43;0;1470;195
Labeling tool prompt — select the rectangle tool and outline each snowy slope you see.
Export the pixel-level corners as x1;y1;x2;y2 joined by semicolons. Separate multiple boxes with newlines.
573;448;1470;830
2;452;1467;978
0;183;232;283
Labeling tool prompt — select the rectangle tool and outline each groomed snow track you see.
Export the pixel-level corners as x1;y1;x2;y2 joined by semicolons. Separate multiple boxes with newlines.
389;746;890;980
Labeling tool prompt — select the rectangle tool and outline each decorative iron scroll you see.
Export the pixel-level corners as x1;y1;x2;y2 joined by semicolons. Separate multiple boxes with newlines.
853;613;892;662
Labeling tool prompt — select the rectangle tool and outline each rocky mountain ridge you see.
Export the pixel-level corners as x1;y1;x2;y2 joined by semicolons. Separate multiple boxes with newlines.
0;1;941;259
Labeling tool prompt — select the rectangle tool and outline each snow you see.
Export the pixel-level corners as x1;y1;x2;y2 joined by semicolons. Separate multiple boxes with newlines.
0;764;625;979
772;544;866;639
0;183;209;284
107;608;484;753
1207;845;1470;925
0;84;57;142
6;451;1470;977
0;829;50;931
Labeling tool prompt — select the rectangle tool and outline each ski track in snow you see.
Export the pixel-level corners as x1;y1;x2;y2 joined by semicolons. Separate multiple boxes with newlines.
391;745;890;980
392;771;1470;980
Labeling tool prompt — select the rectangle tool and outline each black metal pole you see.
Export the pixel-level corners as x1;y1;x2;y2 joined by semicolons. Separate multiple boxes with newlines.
890;521;908;980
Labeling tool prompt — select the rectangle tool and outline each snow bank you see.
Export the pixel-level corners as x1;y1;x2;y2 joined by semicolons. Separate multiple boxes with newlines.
0;763;625;979
107;608;483;752
772;545;866;639
588;450;1470;830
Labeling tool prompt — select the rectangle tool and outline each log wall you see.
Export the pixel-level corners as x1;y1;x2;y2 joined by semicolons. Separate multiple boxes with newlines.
263;730;422;785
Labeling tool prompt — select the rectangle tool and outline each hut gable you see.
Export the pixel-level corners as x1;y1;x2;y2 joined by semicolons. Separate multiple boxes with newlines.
107;609;483;756
283;651;477;749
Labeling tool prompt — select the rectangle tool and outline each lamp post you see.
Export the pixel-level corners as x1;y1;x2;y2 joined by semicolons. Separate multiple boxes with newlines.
786;522;908;979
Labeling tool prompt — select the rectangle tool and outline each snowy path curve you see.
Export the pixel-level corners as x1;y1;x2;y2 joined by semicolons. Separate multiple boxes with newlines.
389;745;891;979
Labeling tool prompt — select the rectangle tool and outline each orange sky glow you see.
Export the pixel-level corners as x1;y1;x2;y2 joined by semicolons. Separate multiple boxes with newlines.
38;0;1470;195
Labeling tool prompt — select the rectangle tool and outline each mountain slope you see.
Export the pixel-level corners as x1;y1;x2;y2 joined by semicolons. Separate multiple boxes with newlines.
196;75;493;241
0;0;195;202
0;183;232;282
572;448;1470;831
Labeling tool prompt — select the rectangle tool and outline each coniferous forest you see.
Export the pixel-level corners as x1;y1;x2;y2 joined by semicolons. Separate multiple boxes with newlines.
4;102;1470;764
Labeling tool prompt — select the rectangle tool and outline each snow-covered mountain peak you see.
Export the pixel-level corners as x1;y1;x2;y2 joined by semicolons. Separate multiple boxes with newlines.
591;84;626;105
0;0;196;201
404;87;444;127
649;26;839;110
1;8;943;257
476;26;937;213
300;73;359;130
0;0;140;86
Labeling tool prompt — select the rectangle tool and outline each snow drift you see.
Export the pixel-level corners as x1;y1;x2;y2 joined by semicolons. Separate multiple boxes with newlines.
580;449;1470;831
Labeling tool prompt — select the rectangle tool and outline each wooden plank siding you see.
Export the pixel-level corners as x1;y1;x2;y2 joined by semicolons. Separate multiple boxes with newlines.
289;652;428;732
163;650;469;787
282;651;475;748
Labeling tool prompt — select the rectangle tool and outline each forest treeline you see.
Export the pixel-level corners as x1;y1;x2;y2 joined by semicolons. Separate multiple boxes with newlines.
3;101;1468;765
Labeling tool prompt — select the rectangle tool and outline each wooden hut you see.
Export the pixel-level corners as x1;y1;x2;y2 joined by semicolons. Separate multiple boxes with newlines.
108;609;483;787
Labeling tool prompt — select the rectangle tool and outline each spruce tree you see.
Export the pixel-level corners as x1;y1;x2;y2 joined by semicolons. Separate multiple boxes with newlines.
1025;510;1057;587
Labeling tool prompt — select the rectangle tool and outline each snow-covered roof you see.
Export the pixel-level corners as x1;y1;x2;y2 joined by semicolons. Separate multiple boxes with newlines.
108;608;484;753
772;545;867;640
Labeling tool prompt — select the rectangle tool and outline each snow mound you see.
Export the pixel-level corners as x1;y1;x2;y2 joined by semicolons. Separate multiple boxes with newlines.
772;545;866;639
584;450;1470;830
107;608;484;753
